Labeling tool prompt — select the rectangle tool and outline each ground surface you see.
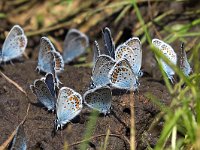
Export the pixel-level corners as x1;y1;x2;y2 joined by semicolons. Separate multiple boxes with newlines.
1;1;198;149
0;60;170;149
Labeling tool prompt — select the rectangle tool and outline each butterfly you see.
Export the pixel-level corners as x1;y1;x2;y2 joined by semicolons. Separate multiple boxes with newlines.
30;73;56;111
92;40;100;64
36;37;64;74
9;124;27;150
91;55;115;88
102;27;115;59
109;58;138;91
152;38;177;83
0;25;27;62
115;37;143;78
179;43;192;76
63;29;89;63
84;86;112;115
55;87;83;130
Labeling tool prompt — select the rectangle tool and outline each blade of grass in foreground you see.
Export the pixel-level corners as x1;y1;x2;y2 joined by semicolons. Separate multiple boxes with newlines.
155;109;183;150
102;129;110;150
130;91;135;150
79;110;99;150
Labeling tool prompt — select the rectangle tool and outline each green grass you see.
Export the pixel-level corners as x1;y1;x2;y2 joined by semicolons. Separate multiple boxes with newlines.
2;0;200;149
79;110;99;150
132;0;200;149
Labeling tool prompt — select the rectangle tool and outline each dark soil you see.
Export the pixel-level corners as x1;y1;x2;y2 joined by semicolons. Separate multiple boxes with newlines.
0;60;170;149
2;1;198;149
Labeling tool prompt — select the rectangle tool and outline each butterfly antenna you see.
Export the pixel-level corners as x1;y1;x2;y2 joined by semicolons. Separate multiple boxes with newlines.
181;42;184;53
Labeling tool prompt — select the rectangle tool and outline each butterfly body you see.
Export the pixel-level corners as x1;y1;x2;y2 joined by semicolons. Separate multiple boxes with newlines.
91;55;115;88
30;73;56;111
115;37;142;78
180;43;192;76
109;58;138;91
63;29;89;63
37;37;64;74
84;86;112;115
56;87;82;130
102;27;115;59
0;25;27;62
93;40;100;63
152;39;177;83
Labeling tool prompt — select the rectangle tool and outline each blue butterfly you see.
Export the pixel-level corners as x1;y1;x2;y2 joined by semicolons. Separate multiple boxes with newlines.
115;37;143;79
92;40;100;64
91;55;115;88
37;37;64;74
109;58;138;91
0;25;27;63
63;29;89;63
102;27;115;59
179;43;192;76
9;124;27;150
55;87;83;130
84;86;112;115
152;39;177;83
30;73;56;111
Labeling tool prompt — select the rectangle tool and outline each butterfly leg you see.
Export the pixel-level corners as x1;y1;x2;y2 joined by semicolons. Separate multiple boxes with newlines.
169;75;176;84
138;70;143;77
35;67;41;74
9;60;14;65
55;76;62;88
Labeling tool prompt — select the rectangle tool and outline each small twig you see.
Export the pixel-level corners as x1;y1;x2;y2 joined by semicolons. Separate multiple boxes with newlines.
0;71;31;120
68;133;130;147
21;103;31;125
0;99;30;150
0;128;17;150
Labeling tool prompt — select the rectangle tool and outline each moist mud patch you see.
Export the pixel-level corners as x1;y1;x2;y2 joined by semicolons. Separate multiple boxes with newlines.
0;61;170;149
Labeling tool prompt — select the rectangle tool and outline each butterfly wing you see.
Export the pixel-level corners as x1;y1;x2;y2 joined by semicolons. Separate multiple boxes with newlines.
2;25;24;51
63;29;82;47
63;29;89;63
1;25;27;62
152;39;177;82
124;37;142;76
92;55;115;87
109;58;138;91
115;44;141;76
30;79;56;111
37;37;54;72
38;51;55;73
93;40;100;64
179;43;192;76
102;27;115;59
9;124;27;150
37;37;55;72
53;51;64;73
45;73;56;97
1;35;27;62
84;86;112;115
56;87;82;129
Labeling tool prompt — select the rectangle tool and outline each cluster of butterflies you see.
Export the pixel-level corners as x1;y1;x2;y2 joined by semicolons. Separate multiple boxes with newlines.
30;27;144;130
152;39;192;83
1;25;192;149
